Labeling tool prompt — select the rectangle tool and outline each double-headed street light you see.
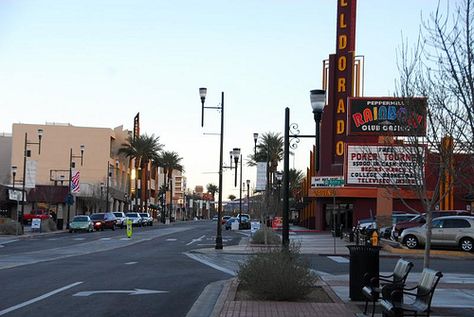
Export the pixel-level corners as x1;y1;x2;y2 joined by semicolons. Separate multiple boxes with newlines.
282;89;326;246
20;129;43;233
199;87;225;250
66;145;85;229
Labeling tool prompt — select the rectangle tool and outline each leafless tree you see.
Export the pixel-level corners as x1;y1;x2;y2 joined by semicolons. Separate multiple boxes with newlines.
394;0;474;267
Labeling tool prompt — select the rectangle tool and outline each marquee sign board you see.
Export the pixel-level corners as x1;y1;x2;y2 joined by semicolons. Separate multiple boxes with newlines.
348;97;427;136
345;144;425;186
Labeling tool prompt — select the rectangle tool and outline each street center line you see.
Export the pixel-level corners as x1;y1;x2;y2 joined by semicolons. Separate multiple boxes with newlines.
125;262;138;265
0;281;83;316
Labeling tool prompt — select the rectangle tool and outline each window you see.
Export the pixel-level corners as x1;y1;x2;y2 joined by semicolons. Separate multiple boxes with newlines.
432;219;443;228
443;219;471;228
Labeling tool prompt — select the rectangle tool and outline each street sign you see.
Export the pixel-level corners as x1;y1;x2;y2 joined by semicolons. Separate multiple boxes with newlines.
65;194;74;206
311;176;344;188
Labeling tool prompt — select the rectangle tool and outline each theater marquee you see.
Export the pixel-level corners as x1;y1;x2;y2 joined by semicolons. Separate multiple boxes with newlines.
348;97;427;136
345;144;425;186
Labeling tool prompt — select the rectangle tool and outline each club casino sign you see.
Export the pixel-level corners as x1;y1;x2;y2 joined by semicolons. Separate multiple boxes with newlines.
348;97;427;136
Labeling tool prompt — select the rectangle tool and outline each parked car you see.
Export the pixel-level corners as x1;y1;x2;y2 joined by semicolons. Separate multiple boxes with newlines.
212;215;219;221
113;212;127;228
355;218;377;232
392;210;471;240
126;212;143;227
401;216;474;252
69;215;94;233
237;214;251;230
379;213;418;239
221;215;231;224
224;217;239;230
22;209;51;225
139;213;153;226
90;212;117;231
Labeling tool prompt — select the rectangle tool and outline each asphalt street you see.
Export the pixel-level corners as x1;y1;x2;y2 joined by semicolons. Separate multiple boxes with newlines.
0;221;242;317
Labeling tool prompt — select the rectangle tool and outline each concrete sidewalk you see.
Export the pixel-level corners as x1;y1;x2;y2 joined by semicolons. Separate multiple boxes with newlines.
191;229;474;317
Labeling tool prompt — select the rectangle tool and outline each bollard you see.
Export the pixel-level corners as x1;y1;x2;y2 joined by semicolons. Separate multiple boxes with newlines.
126;218;133;238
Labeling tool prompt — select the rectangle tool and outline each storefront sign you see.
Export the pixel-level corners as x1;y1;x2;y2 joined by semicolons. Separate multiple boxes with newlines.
345;144;425;186
311;176;344;188
332;0;357;162
348;97;427;136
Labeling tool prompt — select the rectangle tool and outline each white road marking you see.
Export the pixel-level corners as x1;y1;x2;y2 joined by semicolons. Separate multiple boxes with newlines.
184;252;236;276
125;262;138;265
120;238;130;240
0;282;83;316
327;256;349;263
186;235;205;246
73;238;85;241
166;238;177;241
73;289;168;296
99;238;111;240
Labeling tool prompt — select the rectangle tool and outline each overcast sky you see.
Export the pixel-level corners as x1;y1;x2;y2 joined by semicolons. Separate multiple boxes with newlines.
0;0;446;199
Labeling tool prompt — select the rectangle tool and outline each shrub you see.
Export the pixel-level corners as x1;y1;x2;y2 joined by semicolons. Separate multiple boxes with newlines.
42;219;57;232
0;218;21;235
237;244;317;301
251;227;281;245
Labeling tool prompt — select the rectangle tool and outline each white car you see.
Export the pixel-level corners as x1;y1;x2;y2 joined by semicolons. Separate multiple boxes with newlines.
125;212;143;227
113;211;127;228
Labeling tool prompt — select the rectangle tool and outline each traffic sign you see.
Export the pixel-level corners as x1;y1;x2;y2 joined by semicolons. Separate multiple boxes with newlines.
311;176;344;188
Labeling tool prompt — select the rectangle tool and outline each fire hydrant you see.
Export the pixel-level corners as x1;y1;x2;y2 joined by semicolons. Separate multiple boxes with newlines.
371;231;379;246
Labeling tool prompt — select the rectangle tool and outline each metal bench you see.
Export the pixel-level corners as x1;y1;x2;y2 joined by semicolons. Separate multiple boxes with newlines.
380;268;443;317
362;258;414;317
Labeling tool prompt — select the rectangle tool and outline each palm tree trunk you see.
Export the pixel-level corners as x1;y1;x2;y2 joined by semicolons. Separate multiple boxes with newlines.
134;160;139;211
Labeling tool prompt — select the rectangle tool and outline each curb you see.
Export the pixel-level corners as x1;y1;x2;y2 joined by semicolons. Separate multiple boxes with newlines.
186;279;232;317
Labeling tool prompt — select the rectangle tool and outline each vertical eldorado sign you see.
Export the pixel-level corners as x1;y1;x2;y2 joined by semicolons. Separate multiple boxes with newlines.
334;0;356;163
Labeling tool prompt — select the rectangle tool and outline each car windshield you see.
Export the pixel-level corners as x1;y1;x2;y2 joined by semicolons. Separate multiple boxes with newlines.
73;216;89;222
140;213;147;217
126;213;138;218
90;214;104;220
409;215;423;222
113;213;123;217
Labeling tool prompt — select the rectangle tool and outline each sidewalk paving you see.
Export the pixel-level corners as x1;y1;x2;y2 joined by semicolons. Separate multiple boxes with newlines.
191;227;474;317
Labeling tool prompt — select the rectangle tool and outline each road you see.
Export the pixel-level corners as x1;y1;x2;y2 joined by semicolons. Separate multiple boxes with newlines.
0;221;242;317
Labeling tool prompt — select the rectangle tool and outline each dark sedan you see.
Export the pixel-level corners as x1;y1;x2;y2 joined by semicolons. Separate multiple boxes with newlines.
90;212;117;231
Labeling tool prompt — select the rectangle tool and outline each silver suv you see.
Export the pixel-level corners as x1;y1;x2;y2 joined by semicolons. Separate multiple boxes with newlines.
401;216;474;252
113;212;127;228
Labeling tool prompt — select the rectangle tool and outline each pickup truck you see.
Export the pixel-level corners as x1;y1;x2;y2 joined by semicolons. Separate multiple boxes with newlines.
22;209;51;224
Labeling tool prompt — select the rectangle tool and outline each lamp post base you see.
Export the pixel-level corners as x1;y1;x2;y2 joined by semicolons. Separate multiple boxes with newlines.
215;236;223;250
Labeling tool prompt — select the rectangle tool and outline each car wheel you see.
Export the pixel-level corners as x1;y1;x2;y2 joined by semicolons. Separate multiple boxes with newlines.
460;237;473;252
404;235;419;249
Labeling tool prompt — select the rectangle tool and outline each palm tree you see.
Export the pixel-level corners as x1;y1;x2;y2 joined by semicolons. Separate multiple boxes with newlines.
154;151;183;222
248;132;284;189
118;134;163;211
228;194;236;201
206;183;219;201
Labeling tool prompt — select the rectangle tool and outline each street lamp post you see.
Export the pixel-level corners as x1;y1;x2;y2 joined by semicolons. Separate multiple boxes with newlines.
253;133;258;157
100;182;105;212
282;89;325;247
199;88;225;250
275;171;283;217
246;179;250;215
106;162;112;213
66;145;85;229
20;129;43;233
11;166;18;235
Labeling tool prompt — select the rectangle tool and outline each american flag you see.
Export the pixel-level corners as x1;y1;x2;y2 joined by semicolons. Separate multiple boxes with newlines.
71;169;80;193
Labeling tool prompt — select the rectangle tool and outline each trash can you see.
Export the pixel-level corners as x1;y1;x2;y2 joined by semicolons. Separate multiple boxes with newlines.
347;245;381;301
